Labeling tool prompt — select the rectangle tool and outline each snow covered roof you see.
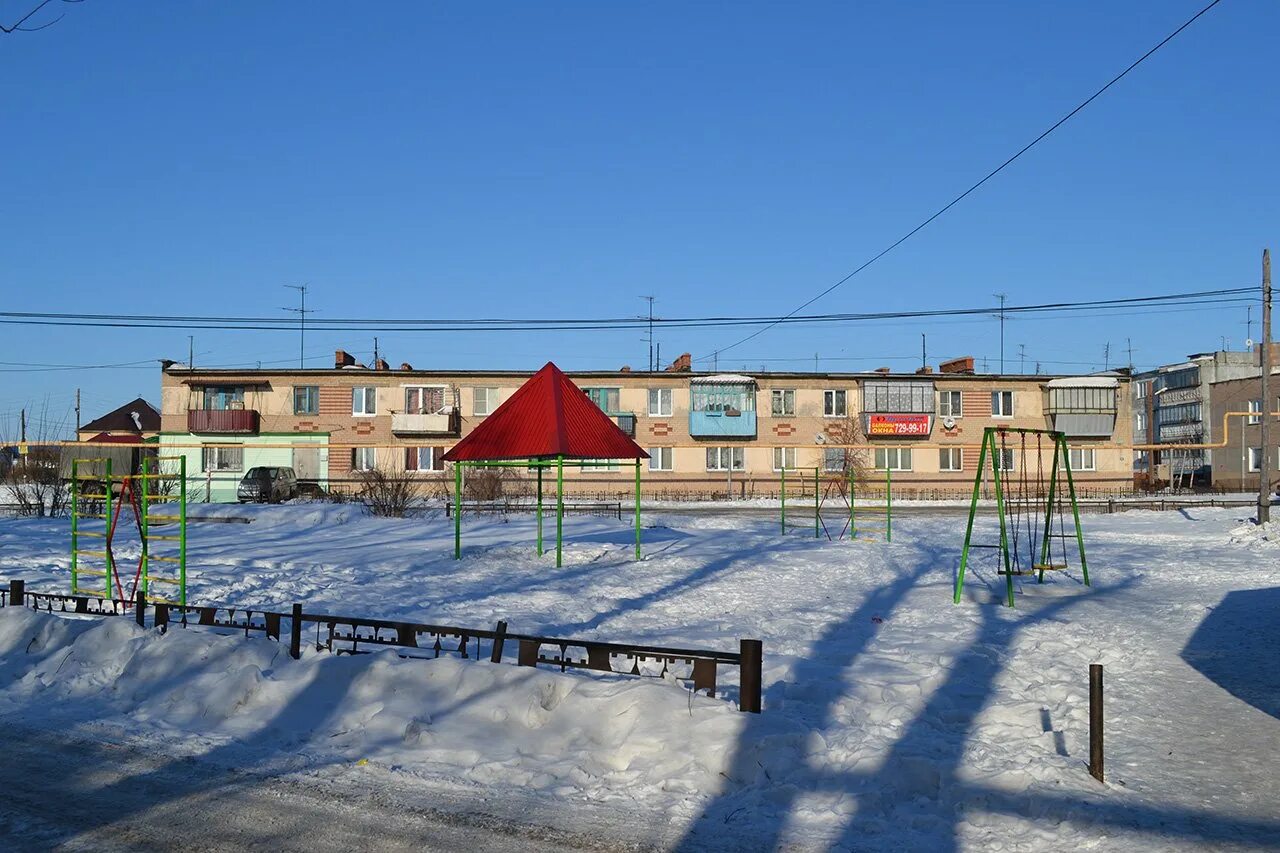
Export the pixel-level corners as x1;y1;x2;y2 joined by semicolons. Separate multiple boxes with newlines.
690;374;755;385
1045;376;1119;388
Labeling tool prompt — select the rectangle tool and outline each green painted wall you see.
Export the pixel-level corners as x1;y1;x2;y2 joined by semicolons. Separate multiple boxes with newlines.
158;433;330;503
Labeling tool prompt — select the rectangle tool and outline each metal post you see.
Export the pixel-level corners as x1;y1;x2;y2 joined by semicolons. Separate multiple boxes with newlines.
140;456;150;602
739;638;763;714
1039;437;1062;583
556;455;564;568
178;455;187;605
1062;439;1090;586
780;466;786;533
70;458;79;594
536;465;544;556
848;466;855;539
289;602;303;660
634;459;642;561
454;462;462;560
1259;248;1272;524
1089;663;1104;783
104;457;115;598
491;619;508;664
954;431;991;604
8;579;23;608
988;433;1015;607
135;587;146;627
885;466;893;543
813;467;820;539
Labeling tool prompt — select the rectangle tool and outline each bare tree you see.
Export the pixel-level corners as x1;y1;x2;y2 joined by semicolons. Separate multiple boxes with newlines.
822;414;871;498
2;401;71;517
354;466;424;518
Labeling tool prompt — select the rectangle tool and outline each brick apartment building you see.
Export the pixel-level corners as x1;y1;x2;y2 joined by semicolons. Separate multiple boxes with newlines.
158;350;1134;502
1207;369;1280;492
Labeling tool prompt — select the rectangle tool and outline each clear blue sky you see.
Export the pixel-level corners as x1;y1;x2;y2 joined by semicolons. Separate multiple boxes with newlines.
1;1;1275;437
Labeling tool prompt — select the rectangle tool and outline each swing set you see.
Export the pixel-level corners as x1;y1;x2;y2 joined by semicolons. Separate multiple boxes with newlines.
953;427;1089;608
779;466;893;541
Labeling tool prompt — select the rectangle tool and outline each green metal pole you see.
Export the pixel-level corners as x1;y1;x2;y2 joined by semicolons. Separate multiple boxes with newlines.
453;462;462;560
990;433;1015;608
178;455;187;606
140;456;150;602
780;466;786;533
1061;436;1090;587
556;455;564;568
814;467;820;539
1039;438;1062;583
848;466;854;540
885;466;893;543
105;457;115;598
536;465;544;557
634;459;641;561
70;457;79;594
954;430;991;604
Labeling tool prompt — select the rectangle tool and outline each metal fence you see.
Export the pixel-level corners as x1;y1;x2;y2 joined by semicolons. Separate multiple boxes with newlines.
5;580;762;713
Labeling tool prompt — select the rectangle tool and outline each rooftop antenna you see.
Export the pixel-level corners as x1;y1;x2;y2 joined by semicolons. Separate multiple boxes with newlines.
373;337;379;367
993;293;1007;373
1126;337;1134;371
1103;342;1111;371
1246;305;1254;347
1018;343;1026;374
283;284;313;368
921;334;927;371
640;296;655;372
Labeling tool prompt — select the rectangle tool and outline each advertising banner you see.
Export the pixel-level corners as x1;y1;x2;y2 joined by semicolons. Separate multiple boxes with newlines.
867;414;931;437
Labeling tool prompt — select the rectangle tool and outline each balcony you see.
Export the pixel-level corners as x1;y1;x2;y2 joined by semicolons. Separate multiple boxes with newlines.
391;409;462;437
689;410;757;439
188;408;260;434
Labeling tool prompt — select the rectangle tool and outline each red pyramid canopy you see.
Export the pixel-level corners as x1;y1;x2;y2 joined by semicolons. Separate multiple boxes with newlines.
442;362;649;462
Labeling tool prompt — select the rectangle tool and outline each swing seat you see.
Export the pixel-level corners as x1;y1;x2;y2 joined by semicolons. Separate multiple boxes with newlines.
1032;563;1067;571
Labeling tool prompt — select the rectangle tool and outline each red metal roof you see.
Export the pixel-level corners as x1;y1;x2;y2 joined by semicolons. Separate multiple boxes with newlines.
443;362;648;462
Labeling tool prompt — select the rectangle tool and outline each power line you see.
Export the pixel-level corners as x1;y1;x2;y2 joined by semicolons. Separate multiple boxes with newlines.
700;0;1225;361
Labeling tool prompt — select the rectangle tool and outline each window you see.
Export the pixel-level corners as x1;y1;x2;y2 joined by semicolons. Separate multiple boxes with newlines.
938;390;962;418
706;447;744;471
648;388;672;417
584;387;621;414
995;448;1015;471
581;459;620;472
352;387;377;416
690;383;754;413
293;386;319;415
991;390;1014;418
352;447;377;471
1047;387;1117;413
862;381;935;413
1135;412;1147;431
939;447;962;472
404;447;444;472
202;385;245;411
1247;447;1263;473
873;447;912;471
1136;381;1149;399
773;447;797;471
824;390;847;418
1247;399;1262;426
201;445;242;472
405;386;448;415
1069;448;1096;471
473;387;499;416
771;389;795;416
648;447;673;471
1157;402;1201;425
823;447;846;473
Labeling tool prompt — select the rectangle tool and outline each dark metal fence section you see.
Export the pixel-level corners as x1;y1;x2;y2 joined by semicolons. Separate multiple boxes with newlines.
2;579;763;712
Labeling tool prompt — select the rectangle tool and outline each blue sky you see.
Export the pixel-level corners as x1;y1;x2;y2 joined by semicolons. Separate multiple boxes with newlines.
1;1;1275;437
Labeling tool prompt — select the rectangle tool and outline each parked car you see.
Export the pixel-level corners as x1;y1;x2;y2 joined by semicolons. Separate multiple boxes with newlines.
237;467;298;503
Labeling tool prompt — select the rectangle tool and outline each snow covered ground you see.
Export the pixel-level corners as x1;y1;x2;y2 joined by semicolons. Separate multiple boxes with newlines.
0;503;1277;851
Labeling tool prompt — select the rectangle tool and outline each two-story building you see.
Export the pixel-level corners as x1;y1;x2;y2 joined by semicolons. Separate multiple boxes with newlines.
157;350;1133;501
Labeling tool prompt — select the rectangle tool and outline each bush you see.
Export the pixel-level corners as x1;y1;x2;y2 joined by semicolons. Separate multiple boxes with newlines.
354;467;422;518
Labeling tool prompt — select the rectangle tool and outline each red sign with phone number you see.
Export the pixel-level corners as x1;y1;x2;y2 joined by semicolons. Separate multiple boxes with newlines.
867;414;931;436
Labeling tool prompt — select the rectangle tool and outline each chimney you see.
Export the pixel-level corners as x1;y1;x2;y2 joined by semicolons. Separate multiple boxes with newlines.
915;366;933;375
399;362;413;371
375;358;390;371
665;353;693;373
335;349;356;369
939;356;975;375
620;365;632;373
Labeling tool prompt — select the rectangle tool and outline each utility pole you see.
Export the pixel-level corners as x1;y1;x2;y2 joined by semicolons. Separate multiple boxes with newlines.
283;284;312;368
188;336;194;369
640;296;655;372
993;293;1007;374
20;408;26;442
1259;248;1272;524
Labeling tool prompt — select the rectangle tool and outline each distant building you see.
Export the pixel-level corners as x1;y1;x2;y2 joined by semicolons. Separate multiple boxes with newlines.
1208;368;1279;492
158;349;1134;502
77;397;160;444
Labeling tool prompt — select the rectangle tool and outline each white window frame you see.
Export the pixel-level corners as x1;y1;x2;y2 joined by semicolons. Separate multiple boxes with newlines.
770;389;795;417
404;385;450;415
405;446;439;473
352;387;377;417
1247;399;1262;426
352;447;377;471
991;390;1014;418
1247;447;1262;473
995;448;1016;471
705;446;744;472
584;387;621;414
939;447;962;472
873;447;913;471
472;387;499;416
938;390;963;418
581;459;620;473
647;447;673;471
201;445;243;473
823;389;847;418
1069;448;1096;472
293;385;319;416
772;447;797;471
648;388;673;417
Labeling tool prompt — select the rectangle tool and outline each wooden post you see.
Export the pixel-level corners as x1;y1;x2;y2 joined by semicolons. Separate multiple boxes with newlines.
134;587;146;627
8;579;23;607
1089;663;1104;783
289;602;303;660
491;619;508;664
739;638;763;714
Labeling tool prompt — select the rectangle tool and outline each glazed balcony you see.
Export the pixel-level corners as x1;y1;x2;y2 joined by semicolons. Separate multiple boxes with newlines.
391;409;462;437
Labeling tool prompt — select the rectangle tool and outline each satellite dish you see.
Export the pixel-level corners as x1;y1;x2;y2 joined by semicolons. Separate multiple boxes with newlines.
814;434;827;444
943;416;956;430
1246;339;1255;350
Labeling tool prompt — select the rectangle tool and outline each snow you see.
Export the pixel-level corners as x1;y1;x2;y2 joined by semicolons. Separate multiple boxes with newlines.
0;503;1278;850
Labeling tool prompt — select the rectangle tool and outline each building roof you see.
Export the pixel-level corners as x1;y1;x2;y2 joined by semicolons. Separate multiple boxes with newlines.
442;362;648;462
80;398;160;434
